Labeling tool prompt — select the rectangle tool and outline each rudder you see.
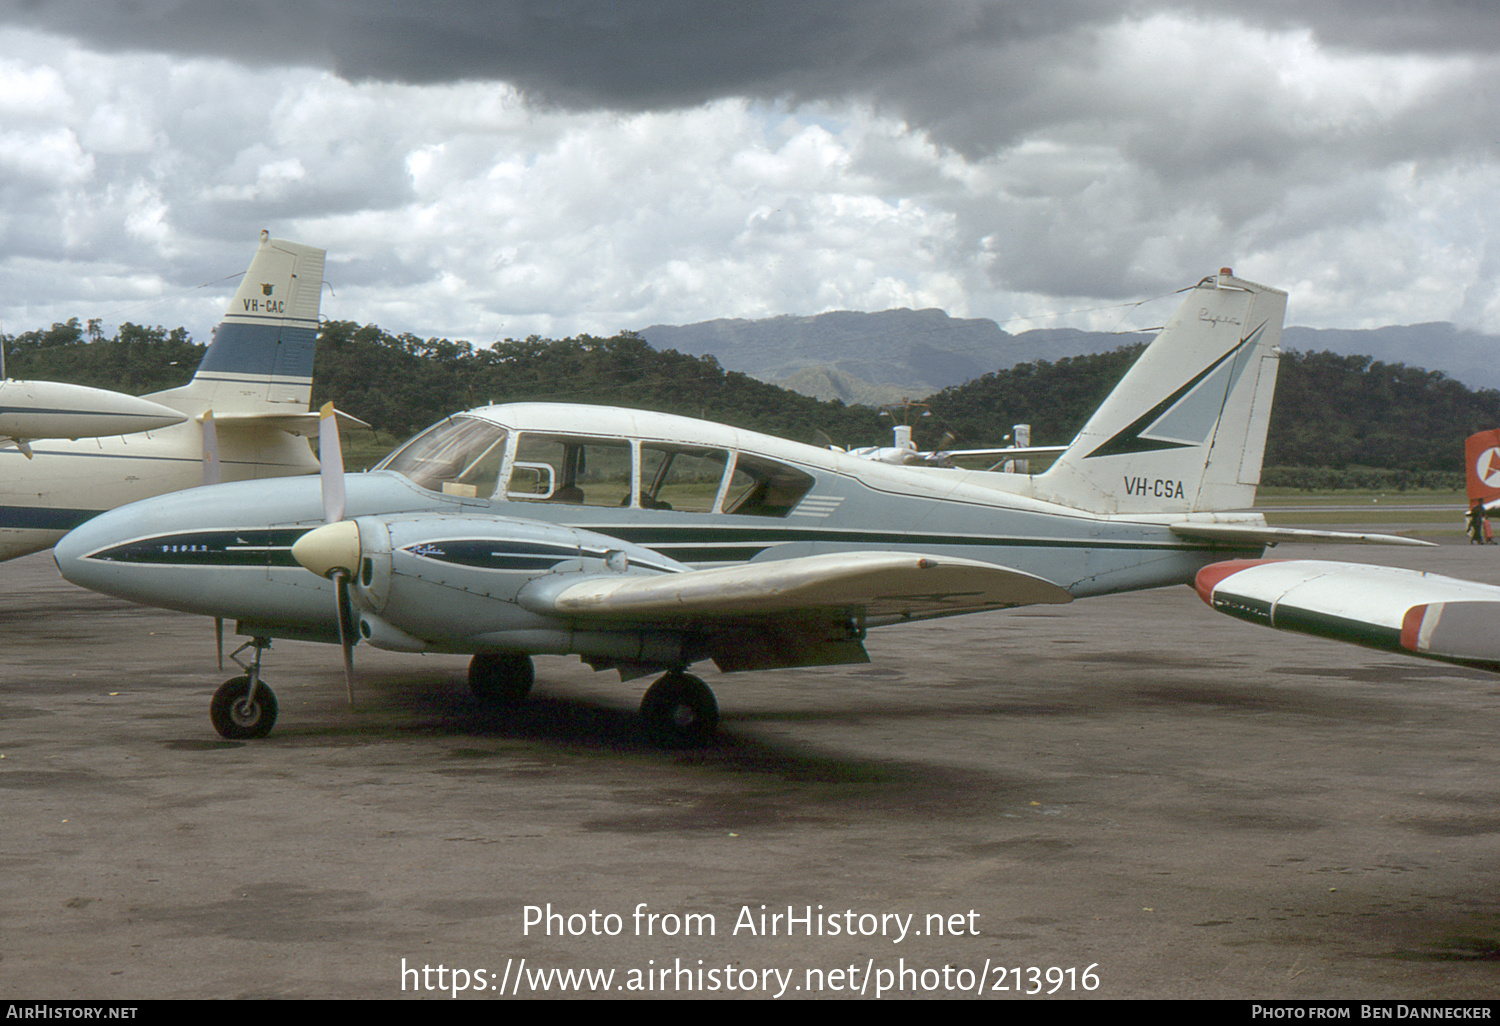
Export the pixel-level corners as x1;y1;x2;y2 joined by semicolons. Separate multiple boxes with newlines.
1034;270;1286;515
150;231;326;414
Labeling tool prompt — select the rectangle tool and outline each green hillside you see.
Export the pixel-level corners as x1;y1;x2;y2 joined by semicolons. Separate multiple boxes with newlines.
5;318;1495;488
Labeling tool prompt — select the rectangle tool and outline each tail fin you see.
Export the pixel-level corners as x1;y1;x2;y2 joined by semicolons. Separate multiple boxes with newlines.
148;231;326;414
1034;270;1286;515
1465;429;1500;509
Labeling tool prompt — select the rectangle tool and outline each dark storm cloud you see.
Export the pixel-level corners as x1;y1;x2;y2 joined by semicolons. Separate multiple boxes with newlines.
5;0;1499;334
0;1;1100;101
6;1;1497;159
6;1;1498;98
1201;0;1500;55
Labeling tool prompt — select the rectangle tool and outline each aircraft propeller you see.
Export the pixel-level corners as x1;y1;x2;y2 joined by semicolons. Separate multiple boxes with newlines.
289;402;358;706
200;409;220;486
202;408;226;668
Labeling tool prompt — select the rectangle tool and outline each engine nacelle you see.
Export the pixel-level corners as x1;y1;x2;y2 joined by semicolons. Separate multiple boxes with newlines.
300;513;689;649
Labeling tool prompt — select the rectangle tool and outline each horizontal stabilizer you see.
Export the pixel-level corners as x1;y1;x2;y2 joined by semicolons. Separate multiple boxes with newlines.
197;408;370;435
1170;523;1434;547
527;551;1073;621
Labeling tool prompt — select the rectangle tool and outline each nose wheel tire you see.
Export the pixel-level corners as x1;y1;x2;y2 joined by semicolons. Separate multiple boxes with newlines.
210;675;279;740
639;671;718;747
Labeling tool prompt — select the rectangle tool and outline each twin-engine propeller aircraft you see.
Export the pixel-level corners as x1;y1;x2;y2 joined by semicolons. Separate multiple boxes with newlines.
55;269;1426;746
0;232;336;563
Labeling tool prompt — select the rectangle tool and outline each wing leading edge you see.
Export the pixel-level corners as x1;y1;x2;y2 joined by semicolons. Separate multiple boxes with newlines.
520;550;1073;621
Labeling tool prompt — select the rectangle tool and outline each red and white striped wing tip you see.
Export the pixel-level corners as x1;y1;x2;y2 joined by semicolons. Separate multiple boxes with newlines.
1400;601;1500;663
1194;559;1280;605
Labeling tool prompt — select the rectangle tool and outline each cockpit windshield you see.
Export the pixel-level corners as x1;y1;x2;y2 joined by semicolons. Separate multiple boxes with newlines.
376;416;509;497
379;412;816;515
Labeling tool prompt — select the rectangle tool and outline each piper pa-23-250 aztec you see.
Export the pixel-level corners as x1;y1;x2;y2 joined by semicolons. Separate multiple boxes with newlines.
59;268;1479;746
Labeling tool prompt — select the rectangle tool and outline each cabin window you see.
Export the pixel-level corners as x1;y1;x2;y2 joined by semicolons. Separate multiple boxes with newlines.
637;446;812;517
638;446;730;513
505;434;634;506
721;453;815;517
382;418;816;518
377;417;509;497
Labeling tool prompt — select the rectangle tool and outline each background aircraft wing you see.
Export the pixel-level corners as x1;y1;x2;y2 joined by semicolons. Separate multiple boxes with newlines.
521;550;1073;621
936;445;1069;460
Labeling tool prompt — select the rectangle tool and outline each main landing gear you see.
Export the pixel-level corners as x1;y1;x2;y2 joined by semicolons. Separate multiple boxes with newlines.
470;656;720;747
639;670;718;748
204;644;721;747
210;637;278;740
468;653;534;703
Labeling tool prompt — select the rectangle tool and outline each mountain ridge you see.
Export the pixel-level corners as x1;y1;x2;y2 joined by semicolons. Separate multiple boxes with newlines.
638;309;1500;402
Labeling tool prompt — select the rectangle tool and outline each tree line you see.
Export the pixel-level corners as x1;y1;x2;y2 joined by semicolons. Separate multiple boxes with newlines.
5;318;1494;487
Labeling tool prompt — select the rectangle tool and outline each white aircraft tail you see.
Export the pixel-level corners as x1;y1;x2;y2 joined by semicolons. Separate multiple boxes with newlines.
1033;270;1286;515
148;231;326;416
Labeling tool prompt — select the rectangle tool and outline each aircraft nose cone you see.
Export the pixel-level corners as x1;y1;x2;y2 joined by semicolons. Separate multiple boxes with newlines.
53;522;96;584
292;520;361;578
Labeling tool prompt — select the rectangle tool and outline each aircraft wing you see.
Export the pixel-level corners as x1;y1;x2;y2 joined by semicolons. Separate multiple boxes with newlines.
289;516;1076;675
1169;523;1433;547
938;445;1069;460
0;380;187;442
1196;558;1500;672
521;550;1073;621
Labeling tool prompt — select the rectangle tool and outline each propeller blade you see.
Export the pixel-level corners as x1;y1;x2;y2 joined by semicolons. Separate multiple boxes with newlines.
201;409;220;486
812;428;843;453
214;616;224;671
334;570;356;707
318;401;345;524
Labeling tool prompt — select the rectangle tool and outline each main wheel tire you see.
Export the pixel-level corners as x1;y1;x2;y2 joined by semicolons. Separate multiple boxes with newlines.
639;672;718;747
210;675;279;740
468;653;534;703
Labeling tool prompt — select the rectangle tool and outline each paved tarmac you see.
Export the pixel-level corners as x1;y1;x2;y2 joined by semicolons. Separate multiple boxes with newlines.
3;535;1500;1001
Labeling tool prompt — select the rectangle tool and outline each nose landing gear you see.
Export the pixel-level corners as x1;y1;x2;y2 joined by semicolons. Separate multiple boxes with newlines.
209;637;277;739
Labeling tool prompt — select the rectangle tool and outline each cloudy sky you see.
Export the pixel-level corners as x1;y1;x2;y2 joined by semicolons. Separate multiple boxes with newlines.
3;1;1500;353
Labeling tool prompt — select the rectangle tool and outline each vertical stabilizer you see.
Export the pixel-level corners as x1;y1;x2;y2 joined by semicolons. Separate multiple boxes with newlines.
1465;429;1500;509
150;231;326;414
1035;270;1286;514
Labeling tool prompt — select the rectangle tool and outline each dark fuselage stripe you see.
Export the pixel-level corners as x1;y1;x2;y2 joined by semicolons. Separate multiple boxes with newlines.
0;506;105;531
586;524;1203;553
